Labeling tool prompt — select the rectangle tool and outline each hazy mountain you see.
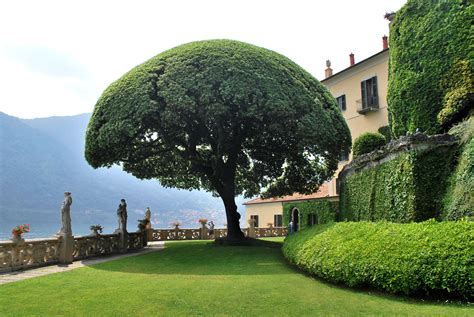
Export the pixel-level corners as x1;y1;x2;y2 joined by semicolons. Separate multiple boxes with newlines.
0;112;244;238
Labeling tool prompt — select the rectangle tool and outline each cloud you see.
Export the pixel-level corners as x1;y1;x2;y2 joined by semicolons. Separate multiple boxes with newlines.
2;45;89;79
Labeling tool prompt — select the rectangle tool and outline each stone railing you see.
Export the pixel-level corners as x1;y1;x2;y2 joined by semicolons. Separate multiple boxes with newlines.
0;231;146;273
151;228;201;241
73;234;121;261
151;227;287;241
0;238;60;273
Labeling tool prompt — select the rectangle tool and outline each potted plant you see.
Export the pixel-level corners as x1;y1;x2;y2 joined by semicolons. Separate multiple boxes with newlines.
90;225;103;236
11;224;30;242
198;218;208;227
171;221;181;230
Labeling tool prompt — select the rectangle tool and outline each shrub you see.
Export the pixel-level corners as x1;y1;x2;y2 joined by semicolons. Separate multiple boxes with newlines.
283;221;474;300
352;132;386;157
388;0;473;136
377;126;392;142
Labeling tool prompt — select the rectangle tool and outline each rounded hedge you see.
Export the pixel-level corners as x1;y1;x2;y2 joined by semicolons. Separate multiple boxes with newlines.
388;0;473;136
352;132;386;157
283;221;473;300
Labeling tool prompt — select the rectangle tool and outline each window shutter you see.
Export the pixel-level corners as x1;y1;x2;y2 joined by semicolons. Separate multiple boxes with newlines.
371;77;378;107
361;81;367;108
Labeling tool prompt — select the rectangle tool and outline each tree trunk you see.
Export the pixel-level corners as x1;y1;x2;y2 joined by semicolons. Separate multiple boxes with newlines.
221;192;245;241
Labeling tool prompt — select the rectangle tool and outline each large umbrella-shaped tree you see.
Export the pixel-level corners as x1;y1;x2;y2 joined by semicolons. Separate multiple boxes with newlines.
85;40;351;241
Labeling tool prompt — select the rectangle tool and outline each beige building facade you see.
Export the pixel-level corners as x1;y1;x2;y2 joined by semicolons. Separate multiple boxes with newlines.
244;39;390;226
323;48;389;196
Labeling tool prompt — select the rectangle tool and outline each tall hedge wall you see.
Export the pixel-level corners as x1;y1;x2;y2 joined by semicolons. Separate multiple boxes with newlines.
388;0;473;136
339;146;457;222
282;199;338;229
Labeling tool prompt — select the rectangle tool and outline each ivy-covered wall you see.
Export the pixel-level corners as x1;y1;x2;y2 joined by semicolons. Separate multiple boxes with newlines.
339;146;457;222
282;199;338;230
443;117;474;220
388;0;473;136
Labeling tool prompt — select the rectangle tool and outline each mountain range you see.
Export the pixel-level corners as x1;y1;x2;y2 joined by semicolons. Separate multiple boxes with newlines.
0;112;244;238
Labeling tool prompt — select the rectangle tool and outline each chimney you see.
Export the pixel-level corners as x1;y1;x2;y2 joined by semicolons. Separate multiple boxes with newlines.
349;53;355;66
382;35;388;50
325;60;333;78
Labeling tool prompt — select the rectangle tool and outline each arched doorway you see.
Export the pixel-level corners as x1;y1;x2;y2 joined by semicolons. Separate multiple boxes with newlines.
291;208;299;232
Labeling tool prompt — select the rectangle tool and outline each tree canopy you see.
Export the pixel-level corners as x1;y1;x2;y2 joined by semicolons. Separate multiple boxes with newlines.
388;0;473;136
85;39;351;239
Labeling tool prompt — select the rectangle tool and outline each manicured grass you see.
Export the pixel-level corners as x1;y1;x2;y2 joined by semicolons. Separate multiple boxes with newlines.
0;241;471;316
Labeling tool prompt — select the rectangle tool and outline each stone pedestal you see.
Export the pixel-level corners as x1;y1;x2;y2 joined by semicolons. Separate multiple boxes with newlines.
200;226;209;240
248;219;256;238
117;230;129;253
248;226;256;238
59;234;74;264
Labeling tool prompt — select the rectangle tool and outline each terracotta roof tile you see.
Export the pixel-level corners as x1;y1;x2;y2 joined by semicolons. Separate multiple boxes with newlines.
243;183;334;205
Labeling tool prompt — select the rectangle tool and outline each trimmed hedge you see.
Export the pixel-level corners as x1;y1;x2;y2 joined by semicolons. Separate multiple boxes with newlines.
282;199;338;229
352;132;386;157
388;0;473;136
339;146;457;222
283;221;474;300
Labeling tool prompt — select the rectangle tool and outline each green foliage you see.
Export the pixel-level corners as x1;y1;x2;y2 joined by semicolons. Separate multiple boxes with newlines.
377;126;392;142
282;199;338;229
352;132;386;157
443;117;474;220
283;221;474;300
340;147;457;222
388;0;473;136
438;60;474;128
85;39;351;200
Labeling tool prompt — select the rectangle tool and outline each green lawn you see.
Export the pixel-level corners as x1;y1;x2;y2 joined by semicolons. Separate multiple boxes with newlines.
0;241;471;316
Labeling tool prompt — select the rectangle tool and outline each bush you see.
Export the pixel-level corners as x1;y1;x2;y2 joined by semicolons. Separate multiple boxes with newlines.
352;132;386;157
283;221;474;300
388;0;473;136
377;126;392;142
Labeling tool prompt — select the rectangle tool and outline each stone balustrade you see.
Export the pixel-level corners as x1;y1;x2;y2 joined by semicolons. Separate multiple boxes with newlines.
0;238;60;273
151;227;287;241
0;231;146;273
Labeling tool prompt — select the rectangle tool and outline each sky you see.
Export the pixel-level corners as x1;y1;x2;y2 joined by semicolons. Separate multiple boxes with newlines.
0;0;406;119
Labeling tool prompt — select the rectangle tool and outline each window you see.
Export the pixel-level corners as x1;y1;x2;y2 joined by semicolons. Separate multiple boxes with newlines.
360;77;379;109
274;214;283;227
308;214;317;226
336;95;346;111
250;215;259;228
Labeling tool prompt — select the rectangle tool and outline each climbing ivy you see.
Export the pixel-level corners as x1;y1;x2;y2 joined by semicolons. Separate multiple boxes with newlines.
388;0;473;136
443;117;474;220
282;199;338;229
339;146;457;222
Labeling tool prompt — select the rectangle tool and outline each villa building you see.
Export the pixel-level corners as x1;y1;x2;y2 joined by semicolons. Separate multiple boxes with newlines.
244;36;390;230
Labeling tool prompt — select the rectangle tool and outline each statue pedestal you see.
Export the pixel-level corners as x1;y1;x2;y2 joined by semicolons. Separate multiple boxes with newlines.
248;226;256;238
59;234;74;264
200;226;209;240
115;230;129;253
